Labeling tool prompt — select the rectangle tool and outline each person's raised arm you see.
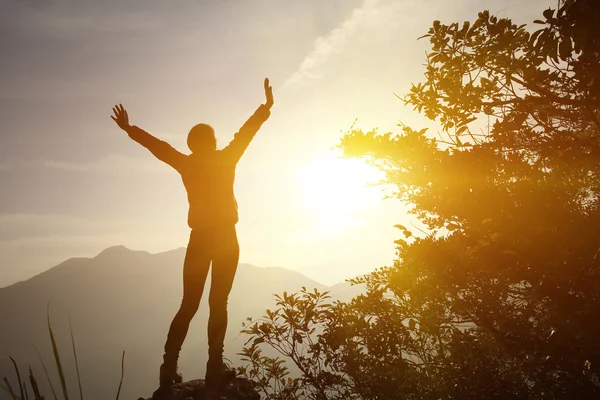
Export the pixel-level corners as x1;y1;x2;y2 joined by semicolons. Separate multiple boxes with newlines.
223;78;274;162
110;104;185;171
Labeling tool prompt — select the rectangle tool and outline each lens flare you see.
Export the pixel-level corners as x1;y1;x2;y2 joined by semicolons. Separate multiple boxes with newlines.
298;153;384;236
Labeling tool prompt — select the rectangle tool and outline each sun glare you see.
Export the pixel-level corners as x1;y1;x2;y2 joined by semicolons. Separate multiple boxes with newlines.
298;153;384;236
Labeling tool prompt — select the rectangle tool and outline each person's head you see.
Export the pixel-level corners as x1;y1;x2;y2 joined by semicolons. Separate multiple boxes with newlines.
187;123;216;153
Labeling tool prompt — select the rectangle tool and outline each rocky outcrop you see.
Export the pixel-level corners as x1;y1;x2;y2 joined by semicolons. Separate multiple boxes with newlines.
138;378;260;400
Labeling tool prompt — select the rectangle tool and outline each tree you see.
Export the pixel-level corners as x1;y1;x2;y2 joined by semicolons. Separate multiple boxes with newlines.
239;1;600;398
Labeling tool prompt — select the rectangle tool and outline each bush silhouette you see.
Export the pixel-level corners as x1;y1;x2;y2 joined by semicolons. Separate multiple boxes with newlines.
238;1;600;398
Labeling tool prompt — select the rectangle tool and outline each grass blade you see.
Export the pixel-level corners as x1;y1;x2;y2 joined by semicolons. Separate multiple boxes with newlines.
68;314;84;400
8;357;25;400
23;380;29;400
2;377;18;400
47;303;69;400
29;366;42;400
114;351;125;400
35;346;58;400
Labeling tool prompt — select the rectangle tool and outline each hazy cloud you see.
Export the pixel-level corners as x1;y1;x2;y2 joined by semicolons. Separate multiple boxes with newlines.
282;0;381;90
0;213;135;242
1;0;188;37
0;153;176;173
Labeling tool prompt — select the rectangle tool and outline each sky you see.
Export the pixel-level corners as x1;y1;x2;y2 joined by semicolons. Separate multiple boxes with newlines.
0;0;554;287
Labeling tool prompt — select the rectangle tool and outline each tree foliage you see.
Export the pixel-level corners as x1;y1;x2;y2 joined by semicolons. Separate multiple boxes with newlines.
239;1;600;398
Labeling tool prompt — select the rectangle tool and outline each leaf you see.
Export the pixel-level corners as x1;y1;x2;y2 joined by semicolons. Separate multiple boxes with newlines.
68;315;84;400
8;357;24;400
447;222;460;230
47;304;70;400
559;38;572;59
28;367;42;400
1;378;18;400
395;239;408;249
531;29;546;49
34;346;58;400
542;8;554;20
408;319;416;330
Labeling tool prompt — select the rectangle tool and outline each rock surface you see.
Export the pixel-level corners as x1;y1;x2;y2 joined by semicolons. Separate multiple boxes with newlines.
138;378;260;400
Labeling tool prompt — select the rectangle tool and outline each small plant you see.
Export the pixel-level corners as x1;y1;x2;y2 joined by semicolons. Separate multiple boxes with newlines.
237;287;357;400
1;306;125;400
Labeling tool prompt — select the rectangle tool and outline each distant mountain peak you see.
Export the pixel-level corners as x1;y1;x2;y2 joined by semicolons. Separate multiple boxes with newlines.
96;245;132;258
103;245;129;251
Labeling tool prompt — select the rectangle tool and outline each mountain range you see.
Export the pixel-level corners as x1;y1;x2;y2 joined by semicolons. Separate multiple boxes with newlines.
0;245;365;400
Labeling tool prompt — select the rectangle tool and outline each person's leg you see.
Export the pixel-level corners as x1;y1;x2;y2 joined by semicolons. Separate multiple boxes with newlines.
161;229;211;386
205;224;240;386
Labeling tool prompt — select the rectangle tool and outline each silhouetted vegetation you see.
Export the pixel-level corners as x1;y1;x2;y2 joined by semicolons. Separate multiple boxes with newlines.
1;309;125;400
238;1;600;398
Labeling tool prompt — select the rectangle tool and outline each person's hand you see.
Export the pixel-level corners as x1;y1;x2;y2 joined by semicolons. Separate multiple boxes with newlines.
110;104;131;131
263;78;274;109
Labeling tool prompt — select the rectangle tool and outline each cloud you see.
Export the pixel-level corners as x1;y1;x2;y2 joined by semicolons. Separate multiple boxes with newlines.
0;153;178;173
39;155;165;173
0;213;133;242
1;1;169;37
0;212;187;258
281;0;381;91
0;211;188;287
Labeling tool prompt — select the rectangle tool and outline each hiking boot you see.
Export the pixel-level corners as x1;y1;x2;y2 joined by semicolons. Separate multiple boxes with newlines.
159;363;183;387
205;359;236;390
159;353;183;387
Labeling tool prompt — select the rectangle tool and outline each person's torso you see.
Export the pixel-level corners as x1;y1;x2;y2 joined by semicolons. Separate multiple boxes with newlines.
179;151;239;228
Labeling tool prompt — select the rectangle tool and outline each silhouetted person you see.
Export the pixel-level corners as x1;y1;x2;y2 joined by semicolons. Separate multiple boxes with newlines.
110;78;274;389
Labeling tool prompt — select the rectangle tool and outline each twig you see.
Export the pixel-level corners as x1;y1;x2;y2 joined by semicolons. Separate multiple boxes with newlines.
115;351;125;400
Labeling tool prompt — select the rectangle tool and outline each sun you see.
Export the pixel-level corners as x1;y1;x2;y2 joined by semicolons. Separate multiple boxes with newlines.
297;152;384;236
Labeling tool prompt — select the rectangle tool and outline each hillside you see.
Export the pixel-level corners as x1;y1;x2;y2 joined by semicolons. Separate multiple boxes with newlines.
0;246;365;400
